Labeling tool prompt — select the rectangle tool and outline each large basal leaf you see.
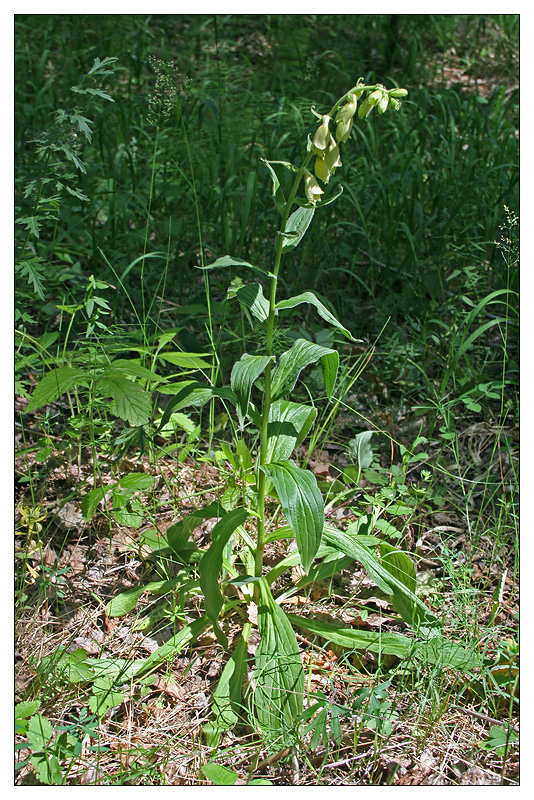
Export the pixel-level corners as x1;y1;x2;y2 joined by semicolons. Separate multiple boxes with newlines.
230;353;273;427
266;400;317;463
287;615;482;671
232;282;272;324
379;541;417;596
205;624;250;746
280;205;315;253
260;461;323;573
253;579;304;747
287;614;414;658
199;508;250;647
25;366;90;413
276;291;355;340
322;523;440;630
270;338;339;402
97;373;152;426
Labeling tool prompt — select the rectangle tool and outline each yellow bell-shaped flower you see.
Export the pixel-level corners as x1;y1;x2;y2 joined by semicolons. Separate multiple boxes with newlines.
303;168;324;204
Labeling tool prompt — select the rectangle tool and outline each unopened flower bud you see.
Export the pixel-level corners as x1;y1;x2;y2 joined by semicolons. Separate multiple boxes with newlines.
388;88;408;98
357;98;373;119
312;115;332;157
303;168;324;204
335;94;358;142
377;94;389;114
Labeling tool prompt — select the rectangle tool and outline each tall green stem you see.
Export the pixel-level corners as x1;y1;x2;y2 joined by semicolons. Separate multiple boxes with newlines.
253;151;313;593
252;83;391;594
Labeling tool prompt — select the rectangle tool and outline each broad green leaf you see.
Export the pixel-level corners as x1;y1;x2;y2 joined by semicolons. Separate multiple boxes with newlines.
379;541;417;595
158;352;212;369
276;291;355;340
266;400;317;462
119;473;155;491
25;367;90;413
199;509;250;647
349;431;375;470
88;677;124;718
230;353;272;427
26;713;53;750
260;461;323;573
322;524;439;630
97;374;152;426
130;615;210;680
205;625;250;746
15;701;41;727
280;206;315;253
31;751;63;785
412;637;484;671
106;578;182;618
199;254;274;278
270;338;338;401
234;282;271;323
201;763;239;786
254;580;304;747
81;486;108;521
287;614;414;658
157;383;236;431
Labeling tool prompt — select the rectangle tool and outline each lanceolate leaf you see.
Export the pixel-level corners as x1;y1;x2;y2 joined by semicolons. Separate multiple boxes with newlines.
265;400;317;462
199;509;250;648
287;615;483;671
199;254;274;278
234;282;271;323
205;624;251;746
280;206;315;253
260;461;323;573
25;367;90;413
270;338;339;401
98;374;152;426
322;524;439;629
379;541;417;595
254;579;304;746
230;354;273;427
276;291;355;340
287;614;414;658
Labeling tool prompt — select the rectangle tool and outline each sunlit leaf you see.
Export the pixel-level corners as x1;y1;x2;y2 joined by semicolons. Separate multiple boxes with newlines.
270;338;339;401
276;290;355;340
25;367;90;413
199;509;250;647
322;523;439;629
230;353;273;427
253;579;304;747
266;400;317;462
260;461;323;572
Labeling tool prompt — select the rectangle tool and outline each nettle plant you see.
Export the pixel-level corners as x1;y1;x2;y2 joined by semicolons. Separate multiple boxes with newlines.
25;81;479;751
